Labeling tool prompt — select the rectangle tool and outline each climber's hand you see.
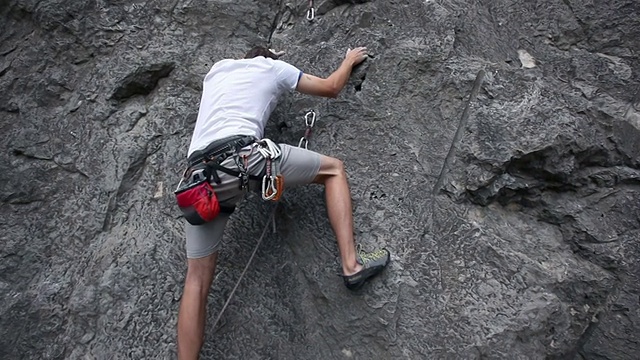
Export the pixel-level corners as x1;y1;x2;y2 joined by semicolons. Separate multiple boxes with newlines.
344;47;368;66
269;49;286;57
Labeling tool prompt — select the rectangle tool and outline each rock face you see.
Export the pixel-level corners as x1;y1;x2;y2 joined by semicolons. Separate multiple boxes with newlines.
1;0;639;359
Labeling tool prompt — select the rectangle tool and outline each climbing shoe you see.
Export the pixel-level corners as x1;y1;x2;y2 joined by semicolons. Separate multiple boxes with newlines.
342;246;391;290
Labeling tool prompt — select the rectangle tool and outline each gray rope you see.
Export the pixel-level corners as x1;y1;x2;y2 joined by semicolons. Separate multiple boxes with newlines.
211;206;277;332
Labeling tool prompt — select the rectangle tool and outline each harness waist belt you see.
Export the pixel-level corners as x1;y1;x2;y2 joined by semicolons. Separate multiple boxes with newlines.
187;135;263;183
188;135;256;167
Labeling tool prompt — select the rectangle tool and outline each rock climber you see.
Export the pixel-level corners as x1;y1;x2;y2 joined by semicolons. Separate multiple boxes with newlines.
176;46;391;359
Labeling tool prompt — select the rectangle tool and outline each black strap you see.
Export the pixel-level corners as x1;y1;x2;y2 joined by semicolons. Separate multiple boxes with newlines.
220;205;236;214
207;163;262;181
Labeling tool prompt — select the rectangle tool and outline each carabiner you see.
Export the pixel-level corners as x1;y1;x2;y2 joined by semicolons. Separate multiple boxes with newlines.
306;7;315;21
305;110;316;127
257;138;282;160
262;175;277;200
298;137;309;149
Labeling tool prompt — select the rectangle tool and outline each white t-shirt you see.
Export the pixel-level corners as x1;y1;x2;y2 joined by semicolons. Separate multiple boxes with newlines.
188;57;302;156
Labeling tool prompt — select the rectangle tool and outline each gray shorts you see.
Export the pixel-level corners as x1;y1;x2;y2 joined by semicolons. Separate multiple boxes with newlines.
184;143;321;258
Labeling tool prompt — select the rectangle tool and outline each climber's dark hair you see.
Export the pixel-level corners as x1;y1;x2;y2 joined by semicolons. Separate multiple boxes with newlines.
244;46;278;60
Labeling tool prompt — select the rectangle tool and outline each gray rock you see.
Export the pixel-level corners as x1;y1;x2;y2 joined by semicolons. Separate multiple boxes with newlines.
0;0;638;359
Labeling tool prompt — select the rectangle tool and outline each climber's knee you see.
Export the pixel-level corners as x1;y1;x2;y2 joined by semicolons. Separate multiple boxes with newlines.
313;156;346;184
184;252;218;296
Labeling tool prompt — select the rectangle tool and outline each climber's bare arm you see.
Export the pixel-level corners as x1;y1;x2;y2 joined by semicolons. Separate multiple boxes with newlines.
296;47;368;98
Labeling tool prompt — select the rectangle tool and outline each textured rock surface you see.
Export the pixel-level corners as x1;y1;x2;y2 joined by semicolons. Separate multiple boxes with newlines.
1;0;639;359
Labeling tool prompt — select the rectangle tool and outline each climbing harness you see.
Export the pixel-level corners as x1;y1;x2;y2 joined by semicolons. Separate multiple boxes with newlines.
174;135;259;225
306;0;315;21
298;110;316;149
177;110;321;222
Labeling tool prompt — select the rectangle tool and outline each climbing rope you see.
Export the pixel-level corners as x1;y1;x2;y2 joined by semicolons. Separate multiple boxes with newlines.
212;109;319;331
211;207;276;332
306;0;315;21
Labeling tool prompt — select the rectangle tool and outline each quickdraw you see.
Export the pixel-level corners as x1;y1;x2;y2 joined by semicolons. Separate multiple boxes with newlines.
306;0;315;21
257;139;284;201
298;110;316;149
263;170;284;201
233;150;252;190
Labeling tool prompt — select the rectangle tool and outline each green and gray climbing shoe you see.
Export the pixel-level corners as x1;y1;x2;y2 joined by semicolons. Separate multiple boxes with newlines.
342;246;391;290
